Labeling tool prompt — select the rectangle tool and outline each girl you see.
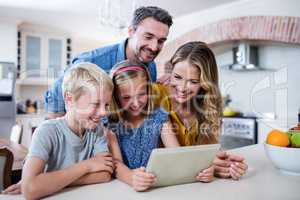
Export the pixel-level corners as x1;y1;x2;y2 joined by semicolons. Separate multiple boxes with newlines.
153;41;248;180
106;60;215;192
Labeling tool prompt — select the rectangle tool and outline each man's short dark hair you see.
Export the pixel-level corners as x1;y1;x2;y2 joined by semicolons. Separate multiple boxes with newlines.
131;6;173;29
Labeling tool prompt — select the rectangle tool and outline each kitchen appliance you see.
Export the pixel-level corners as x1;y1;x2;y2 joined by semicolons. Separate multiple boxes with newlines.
220;117;257;149
221;42;271;72
0;62;16;139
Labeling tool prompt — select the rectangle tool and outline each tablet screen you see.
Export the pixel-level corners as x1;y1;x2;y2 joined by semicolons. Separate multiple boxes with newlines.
146;144;220;187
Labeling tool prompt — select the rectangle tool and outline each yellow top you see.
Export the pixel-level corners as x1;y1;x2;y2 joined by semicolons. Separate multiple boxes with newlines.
152;83;202;146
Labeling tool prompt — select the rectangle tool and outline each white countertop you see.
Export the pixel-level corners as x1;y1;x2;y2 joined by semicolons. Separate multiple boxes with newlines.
2;144;300;200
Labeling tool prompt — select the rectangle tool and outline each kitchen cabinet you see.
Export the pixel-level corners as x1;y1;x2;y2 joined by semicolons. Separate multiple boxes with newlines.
20;31;68;80
15;24;72;112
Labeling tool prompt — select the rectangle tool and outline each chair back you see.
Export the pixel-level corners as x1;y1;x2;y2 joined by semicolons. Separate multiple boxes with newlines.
0;148;13;191
10;124;22;144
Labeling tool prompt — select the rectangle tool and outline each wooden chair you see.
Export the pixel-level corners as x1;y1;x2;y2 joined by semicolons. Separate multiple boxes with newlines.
0;148;13;191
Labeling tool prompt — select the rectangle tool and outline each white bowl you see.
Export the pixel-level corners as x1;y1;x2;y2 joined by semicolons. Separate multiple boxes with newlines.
264;142;300;176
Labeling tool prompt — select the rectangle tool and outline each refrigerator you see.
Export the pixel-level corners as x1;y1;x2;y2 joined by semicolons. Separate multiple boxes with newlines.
0;62;16;139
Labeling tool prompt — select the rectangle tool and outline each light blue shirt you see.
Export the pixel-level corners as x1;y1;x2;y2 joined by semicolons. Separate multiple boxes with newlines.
44;39;157;113
28;118;108;172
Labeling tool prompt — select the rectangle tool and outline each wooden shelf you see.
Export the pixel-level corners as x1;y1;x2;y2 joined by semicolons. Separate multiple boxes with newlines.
16;77;54;86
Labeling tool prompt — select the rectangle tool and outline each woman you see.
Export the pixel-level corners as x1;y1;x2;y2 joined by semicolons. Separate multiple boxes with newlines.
154;41;248;180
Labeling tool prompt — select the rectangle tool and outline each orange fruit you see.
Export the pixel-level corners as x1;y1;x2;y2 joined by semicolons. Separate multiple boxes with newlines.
266;129;290;147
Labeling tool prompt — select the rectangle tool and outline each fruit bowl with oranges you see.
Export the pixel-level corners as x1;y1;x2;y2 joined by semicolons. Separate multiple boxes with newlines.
264;129;300;176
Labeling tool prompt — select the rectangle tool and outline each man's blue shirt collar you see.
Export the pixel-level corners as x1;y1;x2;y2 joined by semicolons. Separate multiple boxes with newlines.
117;39;127;63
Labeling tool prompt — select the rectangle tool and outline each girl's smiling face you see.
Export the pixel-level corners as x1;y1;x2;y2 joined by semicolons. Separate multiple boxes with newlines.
170;60;201;104
116;74;148;117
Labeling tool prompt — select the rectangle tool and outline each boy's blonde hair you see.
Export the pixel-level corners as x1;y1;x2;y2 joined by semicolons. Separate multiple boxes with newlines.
62;62;113;101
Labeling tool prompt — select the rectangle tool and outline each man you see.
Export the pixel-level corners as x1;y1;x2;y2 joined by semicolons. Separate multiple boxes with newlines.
45;6;172;119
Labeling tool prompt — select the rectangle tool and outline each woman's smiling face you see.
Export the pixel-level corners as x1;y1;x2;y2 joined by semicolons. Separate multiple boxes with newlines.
169;60;201;104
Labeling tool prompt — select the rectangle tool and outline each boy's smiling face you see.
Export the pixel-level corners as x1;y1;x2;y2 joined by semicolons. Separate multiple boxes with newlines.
71;85;112;131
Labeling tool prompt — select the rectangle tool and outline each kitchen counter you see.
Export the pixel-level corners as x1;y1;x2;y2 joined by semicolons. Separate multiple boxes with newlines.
2;144;300;200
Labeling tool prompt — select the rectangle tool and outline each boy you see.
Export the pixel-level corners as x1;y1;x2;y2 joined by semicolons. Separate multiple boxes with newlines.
3;62;117;199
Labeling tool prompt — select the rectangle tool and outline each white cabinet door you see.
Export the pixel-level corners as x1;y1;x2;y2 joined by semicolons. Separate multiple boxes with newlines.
25;35;41;77
48;38;63;78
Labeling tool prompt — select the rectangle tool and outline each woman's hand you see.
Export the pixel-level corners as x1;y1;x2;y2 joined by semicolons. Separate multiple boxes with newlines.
196;165;214;183
157;74;171;85
131;167;156;192
213;151;248;180
228;154;248;180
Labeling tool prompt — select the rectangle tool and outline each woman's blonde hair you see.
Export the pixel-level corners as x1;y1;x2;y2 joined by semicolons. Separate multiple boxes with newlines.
168;41;222;144
110;59;154;121
62;62;113;102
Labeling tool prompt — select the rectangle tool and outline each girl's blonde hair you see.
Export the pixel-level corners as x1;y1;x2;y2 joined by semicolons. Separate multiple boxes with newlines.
62;62;113;101
168;41;222;144
110;60;154;121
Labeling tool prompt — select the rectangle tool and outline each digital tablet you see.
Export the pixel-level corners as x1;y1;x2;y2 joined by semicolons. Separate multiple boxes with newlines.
146;144;220;187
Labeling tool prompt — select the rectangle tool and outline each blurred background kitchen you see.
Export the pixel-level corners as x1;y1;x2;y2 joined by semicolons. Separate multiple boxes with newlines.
0;0;299;150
